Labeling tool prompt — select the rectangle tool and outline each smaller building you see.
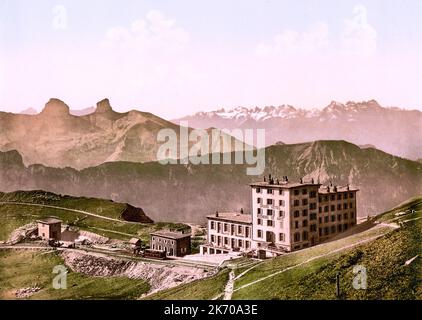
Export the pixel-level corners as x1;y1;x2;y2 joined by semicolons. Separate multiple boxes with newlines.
201;211;253;255
150;231;191;257
129;238;142;254
37;218;62;241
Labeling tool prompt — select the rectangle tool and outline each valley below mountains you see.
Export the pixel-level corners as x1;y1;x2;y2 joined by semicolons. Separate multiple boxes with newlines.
0;140;420;223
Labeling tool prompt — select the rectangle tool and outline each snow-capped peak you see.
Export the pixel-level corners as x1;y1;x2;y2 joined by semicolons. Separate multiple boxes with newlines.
191;100;387;123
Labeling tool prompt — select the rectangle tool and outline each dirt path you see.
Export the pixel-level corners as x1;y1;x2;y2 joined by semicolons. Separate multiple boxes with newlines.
223;270;235;300
233;262;263;281
0;202;130;223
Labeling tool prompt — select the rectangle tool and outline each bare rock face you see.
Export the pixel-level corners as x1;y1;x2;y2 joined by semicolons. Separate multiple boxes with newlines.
0;98;246;170
60;250;207;293
40;98;70;117
120;204;154;223
95;98;113;114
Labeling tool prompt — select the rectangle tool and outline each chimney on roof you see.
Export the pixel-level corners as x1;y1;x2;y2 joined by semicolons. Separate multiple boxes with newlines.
327;186;330;193
311;178;315;184
240;208;244;214
269;174;274;184
334;186;338;192
330;181;333;187
276;178;280;185
300;178;303;184
215;211;219;217
347;185;350;191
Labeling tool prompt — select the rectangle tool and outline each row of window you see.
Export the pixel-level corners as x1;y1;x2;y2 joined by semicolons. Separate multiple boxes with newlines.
257;198;318;211
255;221;354;244
210;235;251;249
293;199;310;206
257;218;277;227
151;237;175;245
210;221;251;236
256;188;317;198
319;203;354;213
293;220;308;229
257;211;355;231
256;207;356;222
257;198;285;206
255;230;308;243
319;192;355;202
256;229;287;241
256;188;355;201
257;208;283;217
319;223;354;236
319;212;355;223
257;197;354;209
256;187;283;195
293;231;308;242
293;189;317;198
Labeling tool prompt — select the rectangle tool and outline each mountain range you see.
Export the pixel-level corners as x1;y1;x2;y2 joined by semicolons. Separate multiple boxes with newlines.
0;98;245;169
173;100;422;160
1;140;420;223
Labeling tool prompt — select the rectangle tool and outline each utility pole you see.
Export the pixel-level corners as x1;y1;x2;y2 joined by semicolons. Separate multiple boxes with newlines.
336;273;341;298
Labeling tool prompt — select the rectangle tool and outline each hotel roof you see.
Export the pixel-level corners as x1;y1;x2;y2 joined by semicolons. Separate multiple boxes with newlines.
318;185;359;194
250;181;321;189
206;212;252;224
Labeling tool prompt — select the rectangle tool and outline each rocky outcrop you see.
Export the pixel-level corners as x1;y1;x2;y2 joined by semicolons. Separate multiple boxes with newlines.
6;223;38;245
121;204;153;223
40;98;70;117
95;98;114;114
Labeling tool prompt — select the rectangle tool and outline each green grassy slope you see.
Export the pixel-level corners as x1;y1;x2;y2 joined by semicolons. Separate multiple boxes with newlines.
0;190;127;219
0;250;150;300
0;190;188;242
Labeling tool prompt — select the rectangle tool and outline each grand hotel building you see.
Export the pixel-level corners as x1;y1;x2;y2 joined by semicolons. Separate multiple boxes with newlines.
200;176;358;257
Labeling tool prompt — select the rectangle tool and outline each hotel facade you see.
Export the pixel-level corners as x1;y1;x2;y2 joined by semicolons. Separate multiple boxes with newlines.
201;176;358;257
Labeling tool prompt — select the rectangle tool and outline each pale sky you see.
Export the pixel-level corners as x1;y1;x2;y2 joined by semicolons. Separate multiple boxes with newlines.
0;0;422;119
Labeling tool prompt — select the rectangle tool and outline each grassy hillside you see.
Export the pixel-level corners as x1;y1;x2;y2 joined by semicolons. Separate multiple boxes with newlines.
0;190;188;243
0;250;150;300
0;190;128;219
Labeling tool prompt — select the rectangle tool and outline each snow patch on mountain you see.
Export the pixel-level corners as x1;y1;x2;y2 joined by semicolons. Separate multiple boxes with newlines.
193;100;386;122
